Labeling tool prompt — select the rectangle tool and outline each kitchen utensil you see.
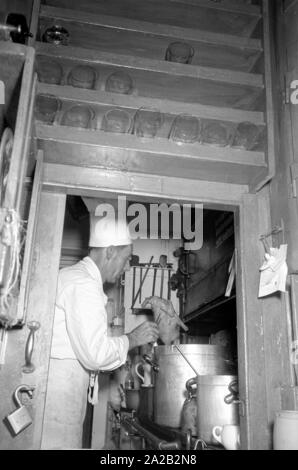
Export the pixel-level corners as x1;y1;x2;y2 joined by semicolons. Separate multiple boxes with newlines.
212;424;240;450
152;266;158;296
131;256;154;309
133;107;163;138
167;268;171;300
153;345;231;428
67;65;97;90
169;114;199;144
36;57;63;85
61;104;95;129
159;255;167;298
165;41;194;64
139;266;143;303
42;25;69;45
130;254;139;307
101;108;132;134
174;345;199;376
105;71;134;95
273;410;298;450
35;94;61;124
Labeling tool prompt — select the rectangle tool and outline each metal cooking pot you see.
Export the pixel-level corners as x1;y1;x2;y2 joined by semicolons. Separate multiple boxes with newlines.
187;375;240;444
153;345;233;428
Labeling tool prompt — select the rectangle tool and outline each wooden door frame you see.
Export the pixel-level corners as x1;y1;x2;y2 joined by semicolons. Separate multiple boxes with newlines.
19;165;294;450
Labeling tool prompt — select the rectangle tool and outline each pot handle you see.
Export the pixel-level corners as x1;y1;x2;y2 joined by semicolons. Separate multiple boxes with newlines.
224;379;239;405
186;377;197;399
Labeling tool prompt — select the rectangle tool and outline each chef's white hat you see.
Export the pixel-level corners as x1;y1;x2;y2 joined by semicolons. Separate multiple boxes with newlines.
89;214;132;247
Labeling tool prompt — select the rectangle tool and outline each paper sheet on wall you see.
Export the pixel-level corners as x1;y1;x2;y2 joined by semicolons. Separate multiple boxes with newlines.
258;245;288;298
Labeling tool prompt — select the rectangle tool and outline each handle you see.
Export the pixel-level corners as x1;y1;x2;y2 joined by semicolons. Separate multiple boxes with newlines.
22;321;40;373
135;362;145;383
186;377;197;399
212;426;223;444
224;379;239;405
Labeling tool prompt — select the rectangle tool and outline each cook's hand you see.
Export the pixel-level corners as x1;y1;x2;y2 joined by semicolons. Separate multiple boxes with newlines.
127;321;159;350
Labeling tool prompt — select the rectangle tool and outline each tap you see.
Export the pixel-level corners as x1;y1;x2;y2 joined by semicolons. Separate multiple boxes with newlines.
143;354;159;372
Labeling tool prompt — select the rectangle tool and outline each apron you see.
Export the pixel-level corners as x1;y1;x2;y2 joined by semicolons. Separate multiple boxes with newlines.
41;358;90;449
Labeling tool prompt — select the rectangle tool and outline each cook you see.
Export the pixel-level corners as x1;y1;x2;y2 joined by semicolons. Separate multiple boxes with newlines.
41;214;159;449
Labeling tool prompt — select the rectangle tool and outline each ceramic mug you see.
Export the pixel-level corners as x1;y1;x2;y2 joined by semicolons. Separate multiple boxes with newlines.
273;410;298;450
135;361;152;387
212;424;240;450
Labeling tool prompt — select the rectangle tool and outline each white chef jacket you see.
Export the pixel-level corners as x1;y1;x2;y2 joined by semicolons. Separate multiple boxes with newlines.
51;256;129;371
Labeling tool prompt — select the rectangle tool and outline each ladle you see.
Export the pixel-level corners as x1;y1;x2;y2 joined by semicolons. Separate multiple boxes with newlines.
174;344;200;376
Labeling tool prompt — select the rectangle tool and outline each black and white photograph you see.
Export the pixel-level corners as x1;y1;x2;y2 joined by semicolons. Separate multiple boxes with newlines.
0;0;298;455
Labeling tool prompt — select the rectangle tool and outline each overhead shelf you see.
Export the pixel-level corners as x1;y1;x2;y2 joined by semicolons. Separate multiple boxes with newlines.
36;44;264;110
36;123;266;186
38;6;262;72
40;1;261;37
37;82;265;125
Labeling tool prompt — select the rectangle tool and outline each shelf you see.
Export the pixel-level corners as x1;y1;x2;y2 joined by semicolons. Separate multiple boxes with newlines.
37;82;265;125
36;123;266;186
38;6;262;72
36;44;264;110
183;294;236;336
40;2;261;37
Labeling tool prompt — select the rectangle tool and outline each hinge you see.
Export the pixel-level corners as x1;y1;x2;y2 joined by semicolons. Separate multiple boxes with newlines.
290;163;298;198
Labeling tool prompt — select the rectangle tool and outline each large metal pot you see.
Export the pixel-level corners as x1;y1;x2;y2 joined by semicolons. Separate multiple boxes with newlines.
192;375;240;444
153;345;232;428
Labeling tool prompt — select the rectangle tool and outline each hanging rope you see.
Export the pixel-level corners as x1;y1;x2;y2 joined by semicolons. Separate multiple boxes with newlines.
0;208;26;327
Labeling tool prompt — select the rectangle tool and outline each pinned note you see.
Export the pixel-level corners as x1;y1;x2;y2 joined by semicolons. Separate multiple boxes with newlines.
258;245;288;298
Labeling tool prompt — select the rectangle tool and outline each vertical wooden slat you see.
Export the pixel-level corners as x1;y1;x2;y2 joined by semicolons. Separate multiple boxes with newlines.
235;193;268;449
22;191;66;449
16;151;44;324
